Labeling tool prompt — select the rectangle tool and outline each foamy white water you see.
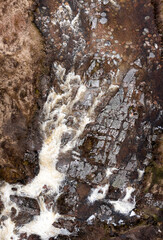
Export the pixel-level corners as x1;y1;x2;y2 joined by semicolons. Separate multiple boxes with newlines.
0;3;108;237
110;187;136;215
0;1;140;238
88;168;118;203
0;63;108;239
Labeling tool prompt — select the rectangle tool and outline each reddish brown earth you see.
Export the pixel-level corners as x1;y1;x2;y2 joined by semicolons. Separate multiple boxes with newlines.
0;0;47;183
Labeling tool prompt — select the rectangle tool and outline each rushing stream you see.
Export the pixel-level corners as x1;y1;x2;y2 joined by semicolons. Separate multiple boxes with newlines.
0;0;162;239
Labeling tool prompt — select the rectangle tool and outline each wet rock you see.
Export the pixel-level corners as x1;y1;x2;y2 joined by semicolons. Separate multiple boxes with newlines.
98;204;112;221
13;211;35;226
53;236;70;240
92;172;104;184
76;201;99;221
56;186;78;215
68;160;97;180
19;233;28;240
53;218;75;233
111;171;128;189
28;234;41;240
10;195;40;215
106;186;121;201
10;195;40;225
80;136;98;154
0;196;4;214
113;225;162;240
57;151;72;174
77;183;91;200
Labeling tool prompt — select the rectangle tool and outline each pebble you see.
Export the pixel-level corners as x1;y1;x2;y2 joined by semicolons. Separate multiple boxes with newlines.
100;18;107;24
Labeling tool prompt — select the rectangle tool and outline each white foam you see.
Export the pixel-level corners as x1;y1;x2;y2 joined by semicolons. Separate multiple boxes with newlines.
88;184;109;203
0;183;20;219
53;63;66;82
0;184;20;240
0;218;17;240
137;169;144;181
88;168;118;203
87;214;96;224
130;211;136;217
72;151;80;156
109;84;119;92
0;183;13;208
110;187;135;215
0;60;106;239
106;167;118;178
107;216;113;224
19;198;68;240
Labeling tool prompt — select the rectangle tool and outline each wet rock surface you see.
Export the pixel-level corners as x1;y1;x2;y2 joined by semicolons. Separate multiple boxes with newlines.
10;195;40;225
0;0;163;239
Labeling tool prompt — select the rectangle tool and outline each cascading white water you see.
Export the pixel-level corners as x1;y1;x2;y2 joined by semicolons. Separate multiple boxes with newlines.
0;1;142;238
0;63;109;239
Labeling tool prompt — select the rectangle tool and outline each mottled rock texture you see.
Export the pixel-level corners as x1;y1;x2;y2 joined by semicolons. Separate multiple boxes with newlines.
0;0;46;183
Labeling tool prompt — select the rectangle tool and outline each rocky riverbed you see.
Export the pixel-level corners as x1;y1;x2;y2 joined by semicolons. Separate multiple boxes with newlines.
0;0;162;239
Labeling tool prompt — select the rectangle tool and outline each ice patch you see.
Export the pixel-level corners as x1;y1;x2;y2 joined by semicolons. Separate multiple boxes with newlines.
100;17;107;24
109;0;120;9
103;0;109;5
107;216;113;224
91;17;97;29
